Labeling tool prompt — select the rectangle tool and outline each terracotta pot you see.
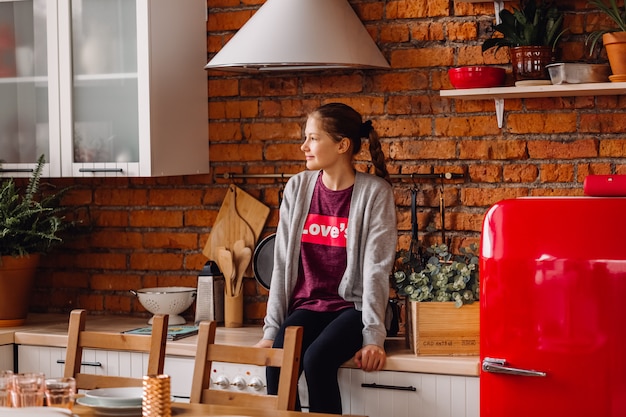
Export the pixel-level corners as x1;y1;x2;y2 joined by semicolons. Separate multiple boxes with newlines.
603;32;626;76
510;45;554;81
0;254;40;327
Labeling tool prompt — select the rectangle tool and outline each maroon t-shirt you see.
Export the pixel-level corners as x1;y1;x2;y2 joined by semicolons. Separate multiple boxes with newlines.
290;173;353;312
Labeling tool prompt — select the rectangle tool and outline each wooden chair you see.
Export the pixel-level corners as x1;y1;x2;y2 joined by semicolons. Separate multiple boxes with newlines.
63;309;169;390
190;320;303;411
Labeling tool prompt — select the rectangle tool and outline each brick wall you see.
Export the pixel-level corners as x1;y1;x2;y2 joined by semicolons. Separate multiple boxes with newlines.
33;0;626;323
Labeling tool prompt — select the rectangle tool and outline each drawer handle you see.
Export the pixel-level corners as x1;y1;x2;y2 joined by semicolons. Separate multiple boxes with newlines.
0;169;34;173
56;360;102;367
78;168;124;173
361;383;416;392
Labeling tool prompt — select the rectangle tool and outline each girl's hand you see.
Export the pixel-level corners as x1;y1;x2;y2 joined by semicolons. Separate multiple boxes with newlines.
353;344;386;372
253;339;274;348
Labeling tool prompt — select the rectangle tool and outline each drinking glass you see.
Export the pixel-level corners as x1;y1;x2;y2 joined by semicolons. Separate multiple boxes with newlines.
0;370;13;407
44;377;76;410
10;372;45;408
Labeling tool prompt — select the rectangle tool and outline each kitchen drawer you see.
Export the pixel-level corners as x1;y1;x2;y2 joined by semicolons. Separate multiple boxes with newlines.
339;368;479;417
17;345;150;380
0;344;13;371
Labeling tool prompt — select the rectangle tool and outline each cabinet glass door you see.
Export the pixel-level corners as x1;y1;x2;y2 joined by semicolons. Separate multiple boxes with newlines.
61;0;139;176
0;0;59;177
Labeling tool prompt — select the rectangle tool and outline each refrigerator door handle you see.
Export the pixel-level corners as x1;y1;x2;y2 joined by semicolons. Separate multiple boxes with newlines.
482;357;547;377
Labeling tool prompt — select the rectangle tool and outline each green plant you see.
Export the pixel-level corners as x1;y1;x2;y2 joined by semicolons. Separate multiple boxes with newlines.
586;0;626;55
393;243;479;308
482;0;565;53
0;155;71;258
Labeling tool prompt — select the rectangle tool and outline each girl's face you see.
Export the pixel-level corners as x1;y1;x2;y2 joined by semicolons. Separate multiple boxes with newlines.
301;116;348;171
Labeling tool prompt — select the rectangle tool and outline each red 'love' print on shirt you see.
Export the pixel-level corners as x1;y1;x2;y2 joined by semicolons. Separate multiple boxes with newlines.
301;213;348;247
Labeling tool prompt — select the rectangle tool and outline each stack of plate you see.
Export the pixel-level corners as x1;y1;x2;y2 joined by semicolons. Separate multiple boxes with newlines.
76;387;143;416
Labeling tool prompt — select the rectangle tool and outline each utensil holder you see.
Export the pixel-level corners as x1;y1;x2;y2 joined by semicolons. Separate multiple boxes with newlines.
142;374;171;417
224;292;243;328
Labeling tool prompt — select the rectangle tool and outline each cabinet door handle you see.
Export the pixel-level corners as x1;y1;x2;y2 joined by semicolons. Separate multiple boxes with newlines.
78;168;124;173
0;169;34;173
361;383;416;392
56;359;102;367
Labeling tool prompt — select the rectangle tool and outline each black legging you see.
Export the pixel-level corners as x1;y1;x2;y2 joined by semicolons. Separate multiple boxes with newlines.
266;308;364;415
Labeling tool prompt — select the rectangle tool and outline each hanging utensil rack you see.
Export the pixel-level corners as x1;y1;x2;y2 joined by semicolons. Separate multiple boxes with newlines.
220;172;465;181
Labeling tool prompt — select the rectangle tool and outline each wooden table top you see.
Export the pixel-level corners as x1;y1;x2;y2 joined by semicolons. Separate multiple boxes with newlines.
71;402;368;417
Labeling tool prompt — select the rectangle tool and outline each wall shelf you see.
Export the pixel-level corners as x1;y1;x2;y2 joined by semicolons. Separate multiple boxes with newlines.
440;82;626;127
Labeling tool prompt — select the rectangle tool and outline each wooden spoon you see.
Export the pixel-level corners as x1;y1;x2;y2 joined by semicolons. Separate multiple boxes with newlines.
233;241;252;297
217;248;235;297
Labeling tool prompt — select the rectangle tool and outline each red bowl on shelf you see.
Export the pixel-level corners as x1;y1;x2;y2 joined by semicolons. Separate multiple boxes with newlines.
448;66;506;89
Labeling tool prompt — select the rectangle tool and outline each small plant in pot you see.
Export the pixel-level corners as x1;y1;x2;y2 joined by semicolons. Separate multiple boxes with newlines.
0;154;72;326
392;242;480;355
586;0;626;79
482;0;565;81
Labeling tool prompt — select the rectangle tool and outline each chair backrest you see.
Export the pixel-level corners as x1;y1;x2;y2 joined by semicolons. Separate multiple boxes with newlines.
190;321;303;411
63;309;169;390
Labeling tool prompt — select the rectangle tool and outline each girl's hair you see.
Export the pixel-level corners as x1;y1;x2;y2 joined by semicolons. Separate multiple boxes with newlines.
311;103;391;183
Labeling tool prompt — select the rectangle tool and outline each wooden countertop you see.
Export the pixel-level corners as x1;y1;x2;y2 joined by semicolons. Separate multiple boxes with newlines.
1;313;480;377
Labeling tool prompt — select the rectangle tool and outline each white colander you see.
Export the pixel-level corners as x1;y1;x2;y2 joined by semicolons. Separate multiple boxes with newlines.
130;286;197;325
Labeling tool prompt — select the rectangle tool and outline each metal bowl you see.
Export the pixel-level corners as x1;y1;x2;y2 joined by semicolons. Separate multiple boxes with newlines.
130;286;197;325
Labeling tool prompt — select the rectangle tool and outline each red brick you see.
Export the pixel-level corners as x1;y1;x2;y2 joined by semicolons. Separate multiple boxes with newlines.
507;113;578;134
390;47;455;68
130;253;184;271
527;139;598;159
130;210;183;228
540;163;575;182
468;164;502;183
599;139;626;157
435;115;502;137
459;140;527;160
503;164;539;183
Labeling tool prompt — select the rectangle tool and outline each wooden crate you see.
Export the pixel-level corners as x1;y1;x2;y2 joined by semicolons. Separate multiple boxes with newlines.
408;301;479;356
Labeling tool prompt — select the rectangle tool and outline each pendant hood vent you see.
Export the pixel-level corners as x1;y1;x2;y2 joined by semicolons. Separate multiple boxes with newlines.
205;0;390;72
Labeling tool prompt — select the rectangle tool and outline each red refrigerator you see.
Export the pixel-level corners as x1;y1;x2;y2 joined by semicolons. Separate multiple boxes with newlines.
480;197;626;417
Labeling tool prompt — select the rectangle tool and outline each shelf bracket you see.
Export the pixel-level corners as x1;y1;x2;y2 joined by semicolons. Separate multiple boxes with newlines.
494;98;504;128
494;1;504;24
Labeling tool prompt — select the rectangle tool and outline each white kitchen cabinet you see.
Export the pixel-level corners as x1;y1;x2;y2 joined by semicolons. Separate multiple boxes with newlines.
17;345;197;400
0;0;208;178
338;368;479;417
0;344;13;371
17;345;151;381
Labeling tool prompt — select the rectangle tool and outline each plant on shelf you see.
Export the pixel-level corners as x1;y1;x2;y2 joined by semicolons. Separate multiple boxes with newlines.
586;0;626;77
392;242;479;308
482;0;565;81
0;154;71;258
0;154;74;326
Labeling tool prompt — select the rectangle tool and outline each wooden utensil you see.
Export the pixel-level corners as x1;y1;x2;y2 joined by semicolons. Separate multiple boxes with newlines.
217;248;234;297
228;185;255;253
203;185;270;262
233;241;252;297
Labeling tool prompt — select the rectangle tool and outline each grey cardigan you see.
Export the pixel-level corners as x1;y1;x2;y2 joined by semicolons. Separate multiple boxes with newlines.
263;170;397;347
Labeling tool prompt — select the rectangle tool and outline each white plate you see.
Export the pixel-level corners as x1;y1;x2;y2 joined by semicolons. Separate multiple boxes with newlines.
85;387;143;406
76;396;141;416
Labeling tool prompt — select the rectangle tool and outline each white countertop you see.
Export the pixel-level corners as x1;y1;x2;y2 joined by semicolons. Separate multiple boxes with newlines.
0;313;479;377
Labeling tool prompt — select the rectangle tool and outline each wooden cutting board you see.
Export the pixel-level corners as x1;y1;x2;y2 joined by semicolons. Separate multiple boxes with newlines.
203;185;270;265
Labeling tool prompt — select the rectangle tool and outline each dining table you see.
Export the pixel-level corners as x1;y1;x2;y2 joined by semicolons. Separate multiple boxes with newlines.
71;402;369;417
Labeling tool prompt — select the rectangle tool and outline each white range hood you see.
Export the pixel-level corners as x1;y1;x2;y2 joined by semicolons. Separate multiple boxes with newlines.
205;0;390;72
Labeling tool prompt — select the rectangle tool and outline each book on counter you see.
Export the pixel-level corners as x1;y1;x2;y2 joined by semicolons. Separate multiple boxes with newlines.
123;325;199;341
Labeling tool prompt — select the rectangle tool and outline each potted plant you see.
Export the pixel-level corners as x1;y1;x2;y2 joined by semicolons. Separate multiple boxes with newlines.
482;0;565;81
586;0;626;79
392;242;480;355
393;243;479;308
0;154;71;326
